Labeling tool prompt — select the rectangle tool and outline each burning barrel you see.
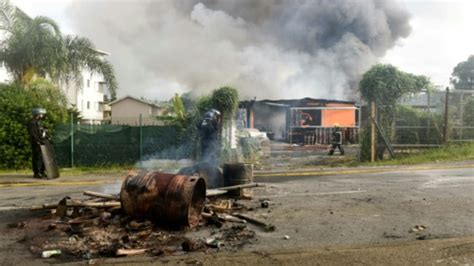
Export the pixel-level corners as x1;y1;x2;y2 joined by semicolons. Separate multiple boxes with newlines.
223;163;254;198
120;171;206;229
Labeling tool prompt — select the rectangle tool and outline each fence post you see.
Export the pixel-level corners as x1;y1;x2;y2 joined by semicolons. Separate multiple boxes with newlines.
70;112;74;168
426;90;431;142
443;87;449;144
139;113;143;166
370;101;376;162
460;91;464;140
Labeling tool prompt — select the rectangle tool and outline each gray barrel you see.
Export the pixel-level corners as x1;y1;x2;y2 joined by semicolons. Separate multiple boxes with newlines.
223;163;254;198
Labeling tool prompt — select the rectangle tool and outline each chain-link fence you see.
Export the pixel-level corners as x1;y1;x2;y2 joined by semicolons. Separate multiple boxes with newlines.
52;116;192;167
392;90;445;145
391;89;474;145
447;90;474;141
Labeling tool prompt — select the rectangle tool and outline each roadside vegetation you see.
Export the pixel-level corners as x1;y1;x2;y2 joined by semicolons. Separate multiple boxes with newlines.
0;164;133;176
364;142;474;166
0;2;118;170
358;64;430;161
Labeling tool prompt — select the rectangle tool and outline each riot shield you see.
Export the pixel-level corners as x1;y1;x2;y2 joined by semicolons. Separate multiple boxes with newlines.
40;141;60;179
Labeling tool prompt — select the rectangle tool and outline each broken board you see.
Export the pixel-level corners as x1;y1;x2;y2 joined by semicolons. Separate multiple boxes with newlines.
40;141;60;179
206;189;228;197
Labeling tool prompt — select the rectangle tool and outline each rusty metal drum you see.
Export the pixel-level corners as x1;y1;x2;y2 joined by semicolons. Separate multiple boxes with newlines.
120;171;206;229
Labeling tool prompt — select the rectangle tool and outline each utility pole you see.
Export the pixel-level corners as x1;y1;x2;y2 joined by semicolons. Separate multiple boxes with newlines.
139;113;143;167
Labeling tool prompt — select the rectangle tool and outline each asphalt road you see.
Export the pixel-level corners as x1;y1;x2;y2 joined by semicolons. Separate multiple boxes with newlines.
0;164;473;265
252;166;474;250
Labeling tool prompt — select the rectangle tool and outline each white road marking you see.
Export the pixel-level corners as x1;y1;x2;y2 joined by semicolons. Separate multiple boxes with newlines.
421;176;474;189
264;190;367;198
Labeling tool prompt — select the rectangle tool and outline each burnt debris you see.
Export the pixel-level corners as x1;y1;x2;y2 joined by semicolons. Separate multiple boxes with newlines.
21;171;270;261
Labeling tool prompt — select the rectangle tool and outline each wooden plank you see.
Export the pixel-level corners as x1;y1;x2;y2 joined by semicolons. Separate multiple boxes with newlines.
30;201;121;210
206;189;228;197
83;190;119;200
216;183;262;191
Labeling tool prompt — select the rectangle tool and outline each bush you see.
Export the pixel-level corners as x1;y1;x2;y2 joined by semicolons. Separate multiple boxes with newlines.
0;80;68;169
395;105;443;144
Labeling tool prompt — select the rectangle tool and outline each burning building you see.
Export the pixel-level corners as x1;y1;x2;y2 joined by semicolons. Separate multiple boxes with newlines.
239;98;360;145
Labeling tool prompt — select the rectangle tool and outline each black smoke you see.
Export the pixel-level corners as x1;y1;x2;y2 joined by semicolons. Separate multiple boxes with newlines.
68;0;411;100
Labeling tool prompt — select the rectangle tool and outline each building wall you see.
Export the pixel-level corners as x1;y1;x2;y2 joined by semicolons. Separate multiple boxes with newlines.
110;98;163;126
75;69;105;124
0;31;12;83
321;103;356;127
0;64;11;83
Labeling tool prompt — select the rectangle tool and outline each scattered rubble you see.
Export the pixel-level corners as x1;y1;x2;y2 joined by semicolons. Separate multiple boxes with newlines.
11;171;273;261
409;225;427;233
42;249;61;258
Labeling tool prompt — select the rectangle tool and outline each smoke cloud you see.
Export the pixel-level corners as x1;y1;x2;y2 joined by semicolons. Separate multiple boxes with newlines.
67;0;411;100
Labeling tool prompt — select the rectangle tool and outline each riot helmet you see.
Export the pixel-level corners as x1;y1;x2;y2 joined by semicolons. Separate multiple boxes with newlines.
32;108;46;118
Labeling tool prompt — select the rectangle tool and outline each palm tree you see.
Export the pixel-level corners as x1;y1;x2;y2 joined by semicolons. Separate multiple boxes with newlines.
0;0;118;97
62;35;118;97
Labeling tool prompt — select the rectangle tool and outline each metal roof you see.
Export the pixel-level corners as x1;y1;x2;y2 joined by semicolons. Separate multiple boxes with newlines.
239;97;356;108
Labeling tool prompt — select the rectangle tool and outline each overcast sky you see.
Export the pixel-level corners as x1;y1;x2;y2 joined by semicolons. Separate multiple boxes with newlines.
11;0;474;95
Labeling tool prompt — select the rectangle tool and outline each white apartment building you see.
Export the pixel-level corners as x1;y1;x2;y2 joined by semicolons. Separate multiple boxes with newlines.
62;51;111;125
0;64;11;83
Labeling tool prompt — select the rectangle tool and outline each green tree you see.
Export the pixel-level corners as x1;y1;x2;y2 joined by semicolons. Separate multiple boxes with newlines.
157;93;187;127
359;64;429;161
210;86;239;121
451;55;474;90
172;93;186;123
360;64;429;106
0;79;69;169
0;1;118;97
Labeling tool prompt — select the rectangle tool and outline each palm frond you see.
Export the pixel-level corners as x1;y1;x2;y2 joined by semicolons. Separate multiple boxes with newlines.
63;35;118;97
0;0;16;33
31;16;61;38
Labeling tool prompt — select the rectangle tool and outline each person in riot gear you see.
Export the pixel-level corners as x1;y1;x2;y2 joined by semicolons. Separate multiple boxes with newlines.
27;108;48;178
328;123;345;155
198;108;222;164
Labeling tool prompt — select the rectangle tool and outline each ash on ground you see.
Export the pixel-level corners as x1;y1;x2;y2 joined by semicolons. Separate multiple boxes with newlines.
9;197;271;262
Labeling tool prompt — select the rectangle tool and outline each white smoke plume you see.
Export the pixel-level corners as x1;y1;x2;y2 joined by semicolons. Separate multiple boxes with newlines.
67;0;411;100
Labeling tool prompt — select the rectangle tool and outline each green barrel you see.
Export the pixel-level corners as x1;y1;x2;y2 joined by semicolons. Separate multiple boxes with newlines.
223;163;254;198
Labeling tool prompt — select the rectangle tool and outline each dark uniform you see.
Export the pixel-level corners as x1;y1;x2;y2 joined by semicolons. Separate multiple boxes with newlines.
328;127;345;155
198;109;221;164
27;109;47;178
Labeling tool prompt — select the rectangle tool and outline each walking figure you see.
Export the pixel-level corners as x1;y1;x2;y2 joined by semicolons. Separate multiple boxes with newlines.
328;124;345;155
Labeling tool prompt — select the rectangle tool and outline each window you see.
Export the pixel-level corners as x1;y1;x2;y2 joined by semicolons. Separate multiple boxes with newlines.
98;82;105;93
87;101;90;109
87;79;90;88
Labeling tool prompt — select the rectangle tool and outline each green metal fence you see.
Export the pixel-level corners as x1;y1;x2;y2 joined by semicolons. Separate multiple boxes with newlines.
52;116;192;167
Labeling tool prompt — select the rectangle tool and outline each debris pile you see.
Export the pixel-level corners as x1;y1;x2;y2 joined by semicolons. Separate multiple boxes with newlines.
13;171;273;261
